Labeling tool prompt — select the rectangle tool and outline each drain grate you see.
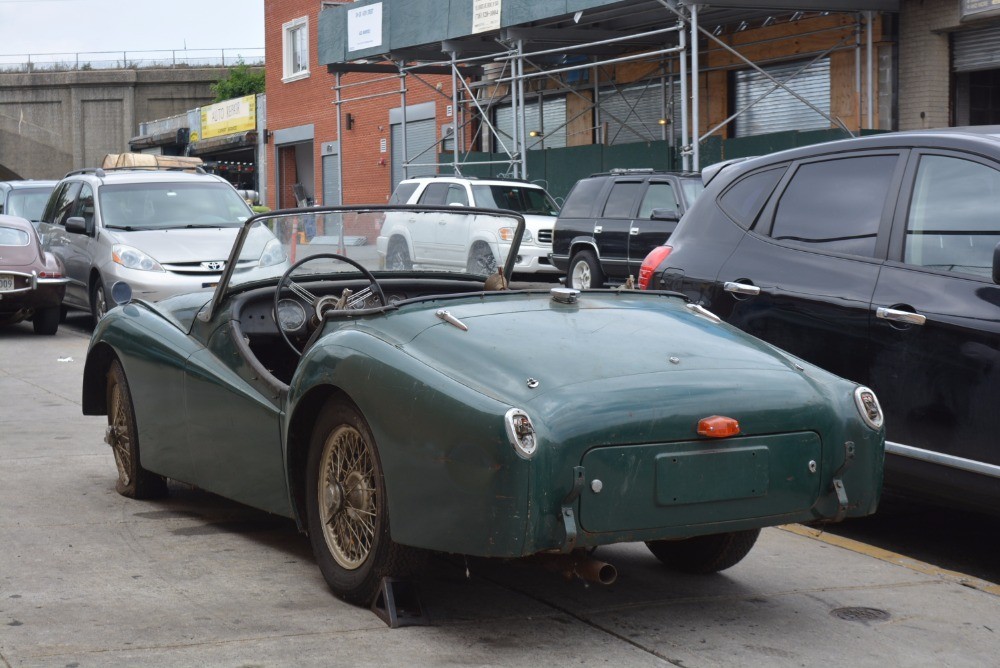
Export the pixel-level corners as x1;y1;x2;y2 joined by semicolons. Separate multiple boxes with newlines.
830;606;891;622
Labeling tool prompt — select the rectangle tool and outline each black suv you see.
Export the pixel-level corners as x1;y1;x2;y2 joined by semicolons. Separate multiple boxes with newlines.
550;169;702;288
639;128;1000;514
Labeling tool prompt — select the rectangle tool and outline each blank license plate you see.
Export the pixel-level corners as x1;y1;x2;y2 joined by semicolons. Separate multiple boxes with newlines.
0;276;15;292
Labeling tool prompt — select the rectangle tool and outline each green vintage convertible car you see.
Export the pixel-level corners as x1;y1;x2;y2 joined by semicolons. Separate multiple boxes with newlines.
82;205;885;606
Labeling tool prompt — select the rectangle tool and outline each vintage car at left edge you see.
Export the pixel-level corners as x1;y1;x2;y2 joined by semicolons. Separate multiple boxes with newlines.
0;213;68;335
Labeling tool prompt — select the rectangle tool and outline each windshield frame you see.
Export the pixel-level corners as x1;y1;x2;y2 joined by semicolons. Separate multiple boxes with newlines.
199;204;526;323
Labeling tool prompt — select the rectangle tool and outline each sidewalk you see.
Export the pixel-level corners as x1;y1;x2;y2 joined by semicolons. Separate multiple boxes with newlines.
1;323;996;667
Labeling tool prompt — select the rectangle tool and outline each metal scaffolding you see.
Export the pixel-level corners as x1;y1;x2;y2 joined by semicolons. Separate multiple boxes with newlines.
327;1;884;187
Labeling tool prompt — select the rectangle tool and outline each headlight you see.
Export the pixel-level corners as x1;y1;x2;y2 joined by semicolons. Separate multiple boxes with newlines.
498;227;532;243
854;386;884;430
258;237;286;267
505;408;537;458
112;244;163;272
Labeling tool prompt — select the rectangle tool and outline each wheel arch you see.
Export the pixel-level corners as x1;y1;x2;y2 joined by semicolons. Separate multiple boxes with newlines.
82;341;118;415
569;238;600;260
386;229;413;256
286;383;355;531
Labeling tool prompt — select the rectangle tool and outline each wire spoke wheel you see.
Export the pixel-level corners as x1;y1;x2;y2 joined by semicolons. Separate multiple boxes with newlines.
104;359;167;499
306;400;426;605
107;379;134;487
319;425;377;570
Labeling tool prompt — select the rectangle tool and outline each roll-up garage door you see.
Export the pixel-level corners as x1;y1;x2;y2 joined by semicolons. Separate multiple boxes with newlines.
493;97;566;151
954;24;1000;72
598;83;679;145
391;118;437;190
733;58;831;137
321;152;341;206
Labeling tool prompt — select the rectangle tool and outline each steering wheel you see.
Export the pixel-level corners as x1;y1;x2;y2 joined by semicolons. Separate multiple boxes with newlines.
275;252;387;356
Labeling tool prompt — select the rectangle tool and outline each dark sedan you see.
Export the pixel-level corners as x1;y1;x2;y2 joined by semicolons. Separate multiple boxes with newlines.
0;214;68;334
639;127;1000;514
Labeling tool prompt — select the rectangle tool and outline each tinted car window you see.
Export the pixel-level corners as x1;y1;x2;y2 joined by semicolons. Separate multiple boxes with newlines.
638;182;679;217
444;184;469;206
602;181;643;218
718;166;786;229
560;177;605;217
417;182;450;206
48;182;82;226
389;182;419;205
904;154;1000;278
771;155;897;256
472;185;559;215
75;184;95;227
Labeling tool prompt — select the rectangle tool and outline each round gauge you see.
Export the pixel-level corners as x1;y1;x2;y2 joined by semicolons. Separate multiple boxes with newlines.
387;293;403;305
276;299;307;332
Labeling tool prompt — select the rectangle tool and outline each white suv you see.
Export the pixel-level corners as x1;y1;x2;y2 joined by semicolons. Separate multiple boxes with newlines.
377;176;561;275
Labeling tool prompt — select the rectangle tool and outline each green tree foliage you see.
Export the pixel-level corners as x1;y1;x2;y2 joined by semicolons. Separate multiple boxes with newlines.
211;61;265;103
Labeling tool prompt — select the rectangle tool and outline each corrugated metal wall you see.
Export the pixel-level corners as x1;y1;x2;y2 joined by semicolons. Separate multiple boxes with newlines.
953;24;1000;72
733;58;831;137
391;118;437;189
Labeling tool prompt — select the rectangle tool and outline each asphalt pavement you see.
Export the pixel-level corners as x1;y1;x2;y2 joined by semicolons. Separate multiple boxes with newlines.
1;318;998;667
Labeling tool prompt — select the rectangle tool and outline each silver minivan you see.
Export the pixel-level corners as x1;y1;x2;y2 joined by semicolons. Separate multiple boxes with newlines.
38;167;285;321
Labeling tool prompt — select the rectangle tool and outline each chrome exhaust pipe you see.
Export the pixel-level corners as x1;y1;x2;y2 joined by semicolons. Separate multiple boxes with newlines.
531;552;618;585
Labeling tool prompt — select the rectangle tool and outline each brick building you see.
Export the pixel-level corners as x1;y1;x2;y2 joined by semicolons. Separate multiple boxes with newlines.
265;0;454;210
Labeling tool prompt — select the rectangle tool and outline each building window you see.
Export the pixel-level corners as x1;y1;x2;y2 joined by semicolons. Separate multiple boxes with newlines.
282;17;309;82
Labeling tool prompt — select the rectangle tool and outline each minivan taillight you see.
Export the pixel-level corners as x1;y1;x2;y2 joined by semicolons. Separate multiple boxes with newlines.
638;245;673;290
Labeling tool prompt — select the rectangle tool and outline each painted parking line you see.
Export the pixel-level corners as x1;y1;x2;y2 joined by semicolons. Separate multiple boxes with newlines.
780;524;1000;597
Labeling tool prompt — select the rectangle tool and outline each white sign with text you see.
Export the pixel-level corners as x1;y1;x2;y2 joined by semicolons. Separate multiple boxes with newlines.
348;2;383;52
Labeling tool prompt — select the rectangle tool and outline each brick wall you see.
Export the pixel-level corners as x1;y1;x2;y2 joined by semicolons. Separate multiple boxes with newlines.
265;0;458;210
898;0;961;130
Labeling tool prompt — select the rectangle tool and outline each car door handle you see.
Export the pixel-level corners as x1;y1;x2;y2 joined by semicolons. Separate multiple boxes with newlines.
724;281;760;296
876;307;926;326
630;227;639;236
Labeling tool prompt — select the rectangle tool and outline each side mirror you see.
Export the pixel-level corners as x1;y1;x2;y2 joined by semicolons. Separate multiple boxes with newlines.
649;208;680;222
65;216;88;234
993;241;1000;285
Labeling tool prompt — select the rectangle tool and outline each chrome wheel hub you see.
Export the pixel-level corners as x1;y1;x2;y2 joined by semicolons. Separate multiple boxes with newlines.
572;262;591;289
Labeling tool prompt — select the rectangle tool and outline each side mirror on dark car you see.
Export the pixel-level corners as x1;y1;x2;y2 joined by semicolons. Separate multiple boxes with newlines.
649;208;680;222
993;241;1000;285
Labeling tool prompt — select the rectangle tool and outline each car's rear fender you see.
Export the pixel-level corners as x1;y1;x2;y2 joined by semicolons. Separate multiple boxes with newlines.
287;331;532;557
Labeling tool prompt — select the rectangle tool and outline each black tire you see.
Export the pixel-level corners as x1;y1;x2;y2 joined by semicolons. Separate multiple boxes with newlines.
645;529;760;574
467;243;497;275
105;360;168;499
386;239;412;271
306;400;425;605
32;306;60;335
91;279;109;323
568;250;603;289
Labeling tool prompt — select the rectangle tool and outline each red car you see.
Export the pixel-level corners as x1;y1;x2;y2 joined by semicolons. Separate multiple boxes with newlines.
0;214;68;335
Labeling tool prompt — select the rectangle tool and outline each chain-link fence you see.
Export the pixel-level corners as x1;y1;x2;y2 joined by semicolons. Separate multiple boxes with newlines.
0;48;264;72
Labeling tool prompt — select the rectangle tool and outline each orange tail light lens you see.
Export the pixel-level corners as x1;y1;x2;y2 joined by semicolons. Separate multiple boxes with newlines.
697;415;741;438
